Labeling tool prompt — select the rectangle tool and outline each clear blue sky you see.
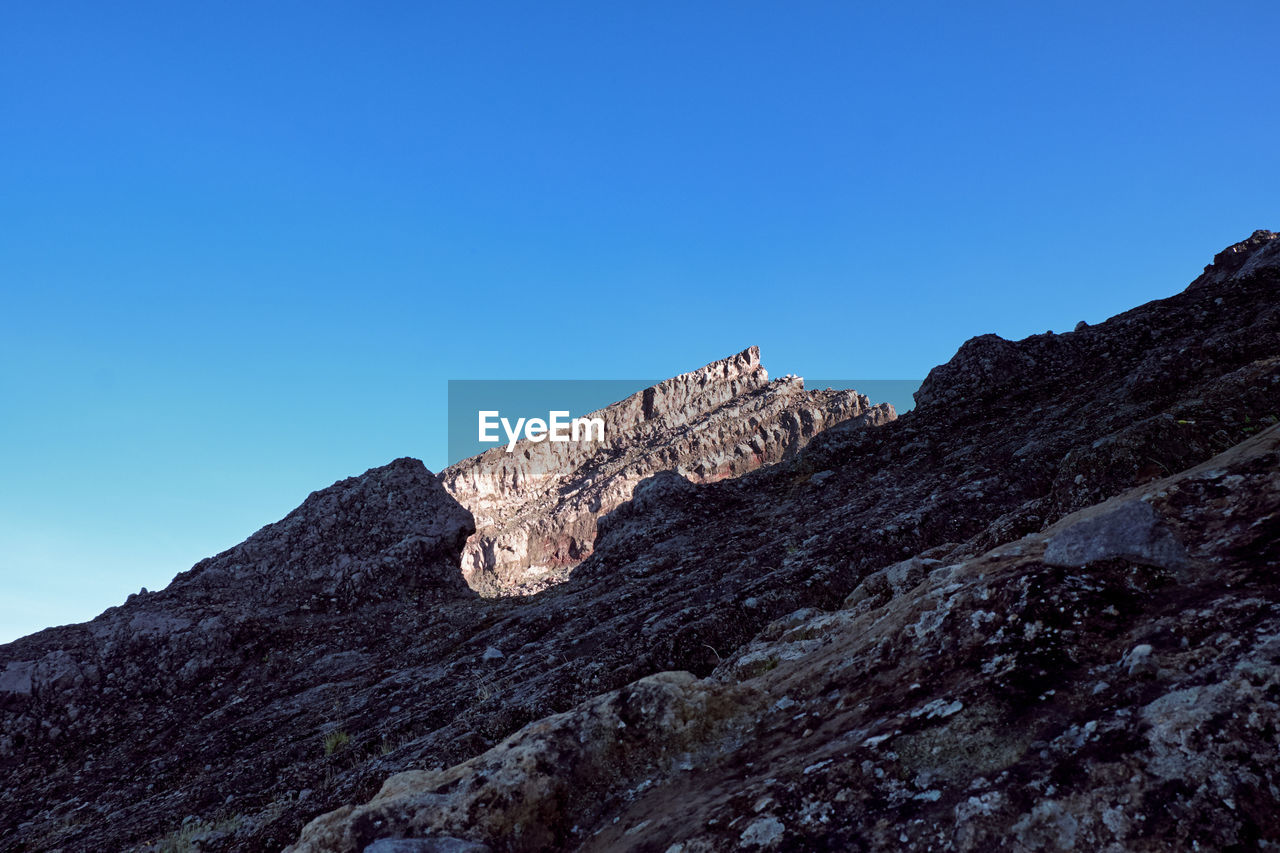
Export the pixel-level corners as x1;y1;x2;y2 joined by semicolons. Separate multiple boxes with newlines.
1;1;1276;642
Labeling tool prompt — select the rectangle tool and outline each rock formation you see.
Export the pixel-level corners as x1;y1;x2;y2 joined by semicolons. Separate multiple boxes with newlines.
290;421;1280;852
440;346;892;595
171;457;478;611
0;230;1277;852
0;459;481;851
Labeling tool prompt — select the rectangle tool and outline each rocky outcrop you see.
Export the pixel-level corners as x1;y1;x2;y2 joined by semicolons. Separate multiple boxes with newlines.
0;458;479;851
1;231;1277;852
1190;228;1280;287
292;422;1280;851
440;346;892;595
285;671;759;853
172;457;478;611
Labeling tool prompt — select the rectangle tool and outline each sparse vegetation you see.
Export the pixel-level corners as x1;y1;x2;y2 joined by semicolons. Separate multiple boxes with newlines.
787;453;817;489
154;815;243;853
323;730;350;756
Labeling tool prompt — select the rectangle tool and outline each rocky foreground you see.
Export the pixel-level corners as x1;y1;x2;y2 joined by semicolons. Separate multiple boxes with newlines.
1;231;1278;852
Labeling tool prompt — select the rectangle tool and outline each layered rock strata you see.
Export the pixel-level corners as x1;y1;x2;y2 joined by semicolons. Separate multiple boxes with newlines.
440;346;892;594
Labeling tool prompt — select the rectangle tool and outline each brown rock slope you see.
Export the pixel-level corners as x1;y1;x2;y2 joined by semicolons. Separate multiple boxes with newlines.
440;346;890;595
0;231;1277;852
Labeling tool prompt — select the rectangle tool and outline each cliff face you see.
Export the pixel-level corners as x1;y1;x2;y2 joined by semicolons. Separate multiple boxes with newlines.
440;346;893;595
0;232;1277;853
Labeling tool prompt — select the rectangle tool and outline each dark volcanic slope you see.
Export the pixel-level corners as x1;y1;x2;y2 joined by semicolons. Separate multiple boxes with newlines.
1;231;1278;852
297;412;1280;853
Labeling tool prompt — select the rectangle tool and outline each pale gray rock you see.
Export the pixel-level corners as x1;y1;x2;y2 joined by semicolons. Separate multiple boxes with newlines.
286;672;742;853
843;555;944;611
1123;643;1159;678
0;661;34;697
740;815;786;847
1043;500;1188;570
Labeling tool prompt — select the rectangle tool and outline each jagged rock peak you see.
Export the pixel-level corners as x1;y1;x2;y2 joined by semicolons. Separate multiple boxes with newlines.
635;345;772;428
641;345;768;421
681;344;763;380
441;347;893;594
1191;228;1280;287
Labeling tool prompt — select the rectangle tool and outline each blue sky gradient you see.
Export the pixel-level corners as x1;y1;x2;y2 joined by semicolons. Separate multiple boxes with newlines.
1;1;1277;641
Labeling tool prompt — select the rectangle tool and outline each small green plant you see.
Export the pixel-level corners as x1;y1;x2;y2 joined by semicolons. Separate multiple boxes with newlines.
323;730;350;756
154;815;243;853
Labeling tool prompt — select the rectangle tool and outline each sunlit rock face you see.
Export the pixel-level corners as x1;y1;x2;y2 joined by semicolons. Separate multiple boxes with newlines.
440;346;893;595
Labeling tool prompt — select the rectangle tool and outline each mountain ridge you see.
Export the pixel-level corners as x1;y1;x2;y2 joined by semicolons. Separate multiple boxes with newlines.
441;345;892;594
1;230;1277;851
